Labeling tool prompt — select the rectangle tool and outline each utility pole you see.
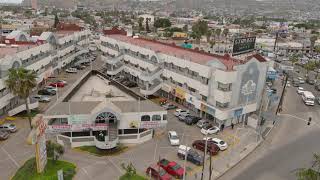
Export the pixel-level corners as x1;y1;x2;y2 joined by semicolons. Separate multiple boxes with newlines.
209;152;212;180
201;134;208;180
275;72;288;119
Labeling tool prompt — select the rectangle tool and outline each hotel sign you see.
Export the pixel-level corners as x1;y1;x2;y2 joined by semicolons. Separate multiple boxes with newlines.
232;37;256;56
140;121;166;129
46;124;108;133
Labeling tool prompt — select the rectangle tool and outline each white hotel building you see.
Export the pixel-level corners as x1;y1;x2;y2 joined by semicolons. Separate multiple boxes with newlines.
0;29;91;117
98;29;272;127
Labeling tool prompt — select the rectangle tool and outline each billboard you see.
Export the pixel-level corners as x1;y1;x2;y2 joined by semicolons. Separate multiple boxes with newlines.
232;37;256;56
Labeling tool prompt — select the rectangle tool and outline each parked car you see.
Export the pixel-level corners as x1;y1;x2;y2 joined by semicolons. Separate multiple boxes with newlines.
177;145;203;165
185;116;201;125
146;164;172;180
203;137;228;151
72;65;85;70
158;159;184;179
177;114;188;122
174;109;190;117
196;120;210;128
168;131;180;146
315;84;320;91
192;140;220;156
298;77;305;84
56;80;67;85
297;87;305;94
44;86;57;92
0;123;17;133
66;68;78;73
33;95;51;103
38;89;56;96
200;124;220;135
159;98;168;106
0;131;9;140
49;82;65;88
162;103;177;110
317;97;320;105
307;78;315;85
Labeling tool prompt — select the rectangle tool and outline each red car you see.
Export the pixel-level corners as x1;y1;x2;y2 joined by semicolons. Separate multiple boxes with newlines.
157;159;184;179
192;140;220;156
146;164;171;180
49;82;64;88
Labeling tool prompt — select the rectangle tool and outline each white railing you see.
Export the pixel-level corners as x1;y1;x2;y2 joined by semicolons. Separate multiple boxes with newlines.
106;65;125;76
94;137;119;150
140;67;163;82
8;100;39;116
140;82;163;96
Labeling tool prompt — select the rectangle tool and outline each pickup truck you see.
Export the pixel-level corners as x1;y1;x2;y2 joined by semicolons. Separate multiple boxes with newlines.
158;159;184;179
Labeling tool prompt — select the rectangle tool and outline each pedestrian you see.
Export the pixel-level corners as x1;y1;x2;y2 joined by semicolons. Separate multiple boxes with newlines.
221;124;225;131
231;123;234;129
194;172;198;179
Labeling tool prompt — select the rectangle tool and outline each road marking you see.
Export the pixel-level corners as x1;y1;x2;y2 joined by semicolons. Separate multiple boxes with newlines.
107;157;123;174
153;141;158;161
81;167;91;178
1;147;19;167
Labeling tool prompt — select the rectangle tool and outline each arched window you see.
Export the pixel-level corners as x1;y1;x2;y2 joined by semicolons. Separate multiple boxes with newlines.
141;115;150;121
150;56;158;64
95;112;116;124
152;115;161;121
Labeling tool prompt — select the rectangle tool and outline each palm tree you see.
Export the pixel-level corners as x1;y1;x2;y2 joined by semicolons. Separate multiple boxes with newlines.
295;154;320;180
215;28;221;40
289;54;299;66
138;17;144;32
310;35;318;55
5;68;37;129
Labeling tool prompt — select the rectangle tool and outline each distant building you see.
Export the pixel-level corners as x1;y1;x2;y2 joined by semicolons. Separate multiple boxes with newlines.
31;0;38;10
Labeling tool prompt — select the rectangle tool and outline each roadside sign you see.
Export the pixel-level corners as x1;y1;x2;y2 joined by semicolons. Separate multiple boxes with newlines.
280;65;294;71
232;37;256;56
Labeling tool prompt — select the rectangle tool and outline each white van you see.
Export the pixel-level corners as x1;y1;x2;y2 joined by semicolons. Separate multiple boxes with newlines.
302;91;315;106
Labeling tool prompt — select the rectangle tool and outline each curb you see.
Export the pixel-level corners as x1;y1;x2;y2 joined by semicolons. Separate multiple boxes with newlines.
215;124;277;179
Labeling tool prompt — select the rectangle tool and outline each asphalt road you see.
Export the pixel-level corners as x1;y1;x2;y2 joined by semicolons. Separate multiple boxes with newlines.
218;72;320;180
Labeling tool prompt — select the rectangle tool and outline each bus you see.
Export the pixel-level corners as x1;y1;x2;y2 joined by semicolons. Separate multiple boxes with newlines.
302;91;315;106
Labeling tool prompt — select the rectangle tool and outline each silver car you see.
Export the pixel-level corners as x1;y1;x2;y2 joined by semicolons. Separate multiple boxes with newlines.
0;123;17;133
0;131;9;140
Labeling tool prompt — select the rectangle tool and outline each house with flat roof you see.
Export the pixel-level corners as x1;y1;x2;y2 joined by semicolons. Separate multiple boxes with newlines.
45;74;167;149
99;29;272;128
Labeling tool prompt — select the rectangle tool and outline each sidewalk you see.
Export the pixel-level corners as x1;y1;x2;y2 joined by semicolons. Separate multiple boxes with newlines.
189;126;262;180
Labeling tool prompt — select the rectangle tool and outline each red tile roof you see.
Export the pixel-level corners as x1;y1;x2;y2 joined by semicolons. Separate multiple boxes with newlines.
108;34;250;70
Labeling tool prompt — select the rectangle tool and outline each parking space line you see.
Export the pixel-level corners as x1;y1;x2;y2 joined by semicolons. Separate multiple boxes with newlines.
107;157;123;174
1;147;19;167
81;167;91;179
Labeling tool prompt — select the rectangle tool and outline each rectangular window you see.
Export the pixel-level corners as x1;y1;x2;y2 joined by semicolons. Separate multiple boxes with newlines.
188;87;196;93
218;82;232;91
72;131;91;137
124;129;139;134
201;95;207;101
152;115;161;121
118;129;123;135
163;114;167;120
216;101;229;108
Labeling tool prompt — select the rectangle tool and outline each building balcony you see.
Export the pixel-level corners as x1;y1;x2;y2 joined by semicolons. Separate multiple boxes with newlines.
140;78;163;96
140;67;163;82
106;62;124;76
8;98;39;116
101;54;124;65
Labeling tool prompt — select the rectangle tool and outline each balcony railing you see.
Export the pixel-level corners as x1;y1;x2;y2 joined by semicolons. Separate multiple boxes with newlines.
140;78;163;95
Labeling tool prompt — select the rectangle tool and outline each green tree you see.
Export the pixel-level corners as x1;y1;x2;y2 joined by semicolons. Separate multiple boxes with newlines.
295;154;320;180
145;17;151;33
54;14;59;28
183;24;188;32
153;18;171;28
310;35;318;54
121;163;137;177
138;17;144;32
289;54;299;66
191;20;208;42
5;68;37;129
46;140;64;161
206;30;212;42
215;28;222;40
304;61;316;75
223;28;229;38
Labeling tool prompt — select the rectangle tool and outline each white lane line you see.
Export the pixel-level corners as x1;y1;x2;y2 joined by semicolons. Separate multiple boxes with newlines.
153;141;158;161
81;168;91;178
107;158;123;174
1;147;19;167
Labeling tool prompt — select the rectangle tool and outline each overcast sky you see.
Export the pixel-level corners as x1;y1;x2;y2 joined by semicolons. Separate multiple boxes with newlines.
0;0;22;3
